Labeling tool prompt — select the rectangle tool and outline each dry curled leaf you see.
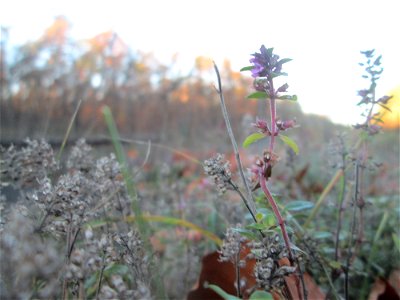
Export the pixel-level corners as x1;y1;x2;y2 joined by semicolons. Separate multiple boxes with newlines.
187;244;325;300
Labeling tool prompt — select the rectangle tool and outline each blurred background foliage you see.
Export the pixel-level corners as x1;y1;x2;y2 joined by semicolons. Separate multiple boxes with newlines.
1;16;399;199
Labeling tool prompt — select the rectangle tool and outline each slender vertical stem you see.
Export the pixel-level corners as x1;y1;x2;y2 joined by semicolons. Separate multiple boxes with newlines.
57;99;82;162
228;180;258;224
62;215;73;300
78;279;85;300
95;255;106;300
235;248;242;298
213;63;257;217
264;77;304;300
345;162;360;300
259;174;293;261
268;96;277;153
334;166;346;262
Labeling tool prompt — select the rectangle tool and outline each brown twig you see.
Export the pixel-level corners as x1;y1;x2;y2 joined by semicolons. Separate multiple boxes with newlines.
213;62;257;218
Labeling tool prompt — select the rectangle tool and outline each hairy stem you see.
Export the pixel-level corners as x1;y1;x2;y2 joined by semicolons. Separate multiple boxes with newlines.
268;94;277;153
265;78;304;300
259;174;292;261
260;176;304;299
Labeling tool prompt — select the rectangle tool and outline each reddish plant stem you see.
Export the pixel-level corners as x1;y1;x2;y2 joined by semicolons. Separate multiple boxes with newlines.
268;96;277;153
264;84;304;300
264;83;293;259
259;174;293;261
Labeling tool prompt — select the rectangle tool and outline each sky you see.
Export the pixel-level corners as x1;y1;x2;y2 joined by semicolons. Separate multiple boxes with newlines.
1;0;399;125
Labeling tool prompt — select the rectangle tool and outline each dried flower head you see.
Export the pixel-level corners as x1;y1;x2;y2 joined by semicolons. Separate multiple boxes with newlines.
0;139;58;187
54;171;91;222
0;208;62;299
113;230;150;284
250;233;296;292
93;153;124;193
66;138;94;172
204;153;232;195
219;225;247;263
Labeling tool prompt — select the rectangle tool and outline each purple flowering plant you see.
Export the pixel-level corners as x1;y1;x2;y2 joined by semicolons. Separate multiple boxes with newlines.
243;45;303;297
209;45;306;299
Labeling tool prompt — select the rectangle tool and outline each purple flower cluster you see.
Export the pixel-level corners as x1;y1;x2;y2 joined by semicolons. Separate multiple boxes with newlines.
249;45;285;78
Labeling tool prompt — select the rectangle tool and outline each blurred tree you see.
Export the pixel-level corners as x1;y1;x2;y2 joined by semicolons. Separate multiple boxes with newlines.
1;17;304;154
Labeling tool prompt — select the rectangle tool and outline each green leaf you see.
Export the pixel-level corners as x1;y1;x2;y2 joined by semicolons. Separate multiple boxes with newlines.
392;233;400;253
264;213;277;227
84;272;100;296
256;212;265;222
266;47;274;57
246;222;269;230
284;200;314;212
314;231;332;239
378;103;392;112
240;66;254;72
247;91;269;99
231;227;258;240
372;117;384;124
277;94;297;101
104;264;130;276
290;243;307;256
206;284;241;300
271;72;288;78
125;215;222;246
278;58;292;65
243;132;266;148
250;248;264;258
85;219;112;228
328;260;342;270
249;290;274;300
279;134;299;154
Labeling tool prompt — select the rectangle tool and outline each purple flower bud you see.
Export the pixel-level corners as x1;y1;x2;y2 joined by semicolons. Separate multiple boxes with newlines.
253;77;270;92
276;119;296;131
249;45;280;78
276;83;289;93
367;124;381;135
377;95;393;105
252;117;271;134
358;89;370;97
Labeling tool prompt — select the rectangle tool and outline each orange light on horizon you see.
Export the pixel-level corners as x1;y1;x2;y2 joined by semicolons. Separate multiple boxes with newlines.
380;85;400;129
172;84;189;103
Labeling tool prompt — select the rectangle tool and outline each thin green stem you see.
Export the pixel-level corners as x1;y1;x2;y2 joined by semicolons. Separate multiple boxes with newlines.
334;169;346;262
57;99;82;162
304;169;344;228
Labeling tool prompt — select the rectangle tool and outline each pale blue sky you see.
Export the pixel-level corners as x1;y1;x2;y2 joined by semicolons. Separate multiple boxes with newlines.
1;0;399;125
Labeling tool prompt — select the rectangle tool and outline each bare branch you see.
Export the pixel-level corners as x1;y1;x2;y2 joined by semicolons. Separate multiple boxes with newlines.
213;62;257;217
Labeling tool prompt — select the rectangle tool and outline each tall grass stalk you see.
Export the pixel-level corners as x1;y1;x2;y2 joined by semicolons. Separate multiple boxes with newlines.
102;106;167;298
56;99;82;161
